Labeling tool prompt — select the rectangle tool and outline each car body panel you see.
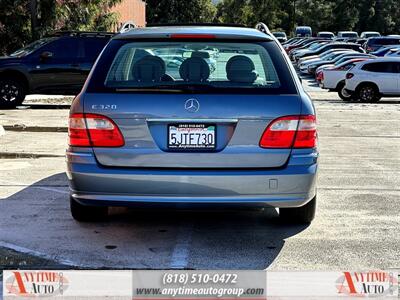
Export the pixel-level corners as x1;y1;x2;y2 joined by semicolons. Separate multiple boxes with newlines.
83;93;302;169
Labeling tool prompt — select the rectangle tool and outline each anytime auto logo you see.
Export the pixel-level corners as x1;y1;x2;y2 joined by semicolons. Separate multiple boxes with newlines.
336;271;397;297
5;271;69;297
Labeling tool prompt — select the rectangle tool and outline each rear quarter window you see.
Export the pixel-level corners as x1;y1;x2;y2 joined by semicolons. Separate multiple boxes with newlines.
362;62;398;73
86;39;297;94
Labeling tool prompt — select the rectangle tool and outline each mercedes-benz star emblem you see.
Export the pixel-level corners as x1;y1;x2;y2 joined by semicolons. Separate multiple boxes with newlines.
184;98;200;113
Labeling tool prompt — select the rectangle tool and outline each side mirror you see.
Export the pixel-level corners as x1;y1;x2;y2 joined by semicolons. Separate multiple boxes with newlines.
40;51;53;60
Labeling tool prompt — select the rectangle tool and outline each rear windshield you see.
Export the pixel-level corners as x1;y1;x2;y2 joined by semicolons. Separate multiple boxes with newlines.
369;38;400;45
341;33;358;38
87;39;297;94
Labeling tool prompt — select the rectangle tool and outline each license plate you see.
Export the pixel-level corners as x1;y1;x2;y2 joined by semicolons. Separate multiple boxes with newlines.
168;124;216;149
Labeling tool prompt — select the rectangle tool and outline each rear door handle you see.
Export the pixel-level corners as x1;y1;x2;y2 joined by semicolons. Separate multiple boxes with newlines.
70;63;80;67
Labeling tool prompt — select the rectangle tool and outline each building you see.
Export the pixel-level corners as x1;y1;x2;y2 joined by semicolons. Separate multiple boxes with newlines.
111;0;146;30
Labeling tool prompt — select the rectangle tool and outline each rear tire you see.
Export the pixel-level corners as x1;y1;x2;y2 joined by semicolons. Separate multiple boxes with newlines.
357;84;381;103
70;197;108;222
280;196;316;224
337;82;354;101
0;78;26;108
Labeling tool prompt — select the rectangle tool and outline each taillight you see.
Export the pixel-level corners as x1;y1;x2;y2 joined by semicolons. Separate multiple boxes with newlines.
260;115;317;149
170;34;216;39
68;113;124;147
346;73;354;79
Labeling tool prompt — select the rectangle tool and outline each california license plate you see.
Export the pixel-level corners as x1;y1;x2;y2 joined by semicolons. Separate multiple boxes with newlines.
168;124;216;149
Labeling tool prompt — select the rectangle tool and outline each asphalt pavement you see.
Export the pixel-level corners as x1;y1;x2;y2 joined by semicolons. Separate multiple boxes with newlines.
0;85;399;270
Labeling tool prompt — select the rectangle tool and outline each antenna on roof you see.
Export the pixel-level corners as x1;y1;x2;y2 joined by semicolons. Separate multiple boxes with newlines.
255;22;272;35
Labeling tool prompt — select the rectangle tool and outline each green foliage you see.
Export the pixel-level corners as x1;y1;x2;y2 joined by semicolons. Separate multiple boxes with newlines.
0;0;31;55
55;0;122;31
216;0;400;35
146;0;217;24
0;0;121;55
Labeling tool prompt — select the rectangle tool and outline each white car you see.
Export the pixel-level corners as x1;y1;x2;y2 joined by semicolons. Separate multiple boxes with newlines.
320;58;371;100
344;57;400;102
360;31;381;38
337;31;359;39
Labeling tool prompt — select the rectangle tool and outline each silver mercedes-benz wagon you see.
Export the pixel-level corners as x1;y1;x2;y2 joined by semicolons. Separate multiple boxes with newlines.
67;25;318;223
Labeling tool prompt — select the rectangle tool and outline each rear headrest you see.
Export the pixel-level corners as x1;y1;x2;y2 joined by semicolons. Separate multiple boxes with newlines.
226;55;258;83
179;57;210;82
132;56;166;82
191;51;210;59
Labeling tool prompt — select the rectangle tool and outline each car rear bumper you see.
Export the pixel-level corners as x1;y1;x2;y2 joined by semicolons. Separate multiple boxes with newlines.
66;149;318;208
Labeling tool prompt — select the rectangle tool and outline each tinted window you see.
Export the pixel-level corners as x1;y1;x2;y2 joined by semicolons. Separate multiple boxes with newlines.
369;38;400;46
88;40;297;94
42;38;80;59
9;37;58;57
341;33;358;38
106;42;279;88
362;62;398;73
82;37;109;61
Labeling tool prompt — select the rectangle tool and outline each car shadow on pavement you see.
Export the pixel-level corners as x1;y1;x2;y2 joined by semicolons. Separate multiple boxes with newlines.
0;173;309;269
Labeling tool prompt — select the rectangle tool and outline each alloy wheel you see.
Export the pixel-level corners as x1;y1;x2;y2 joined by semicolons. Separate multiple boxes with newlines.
0;82;19;103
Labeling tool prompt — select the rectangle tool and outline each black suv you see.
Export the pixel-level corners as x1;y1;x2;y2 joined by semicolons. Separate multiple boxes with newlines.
0;31;113;108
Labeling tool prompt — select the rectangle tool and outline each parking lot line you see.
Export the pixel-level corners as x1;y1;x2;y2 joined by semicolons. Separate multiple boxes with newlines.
170;222;194;269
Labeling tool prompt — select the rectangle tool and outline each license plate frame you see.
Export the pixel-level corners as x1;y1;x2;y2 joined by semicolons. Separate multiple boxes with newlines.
168;123;216;150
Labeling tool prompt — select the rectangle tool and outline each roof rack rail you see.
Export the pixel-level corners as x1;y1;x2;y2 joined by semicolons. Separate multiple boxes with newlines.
255;23;272;35
47;31;115;38
146;23;247;28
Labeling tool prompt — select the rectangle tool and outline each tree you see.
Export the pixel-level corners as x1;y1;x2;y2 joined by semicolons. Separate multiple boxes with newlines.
55;0;122;31
0;0;122;55
0;0;31;55
147;0;217;24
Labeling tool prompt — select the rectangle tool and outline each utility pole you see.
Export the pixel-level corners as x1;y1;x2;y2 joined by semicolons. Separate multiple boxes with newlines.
292;0;296;35
30;0;38;40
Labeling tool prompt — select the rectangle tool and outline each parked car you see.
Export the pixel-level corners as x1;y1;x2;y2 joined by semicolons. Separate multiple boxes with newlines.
67;25;318;223
297;48;360;67
298;50;351;74
360;31;381;38
337;31;359;39
290;41;329;60
315;54;375;75
0;31;112;108
295;26;312;37
356;38;367;45
294;43;365;61
319;58;371;100
384;48;400;57
272;31;287;43
286;38;324;55
364;37;400;53
282;37;303;46
317;31;335;39
344;57;400;102
370;45;400;56
307;53;373;75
